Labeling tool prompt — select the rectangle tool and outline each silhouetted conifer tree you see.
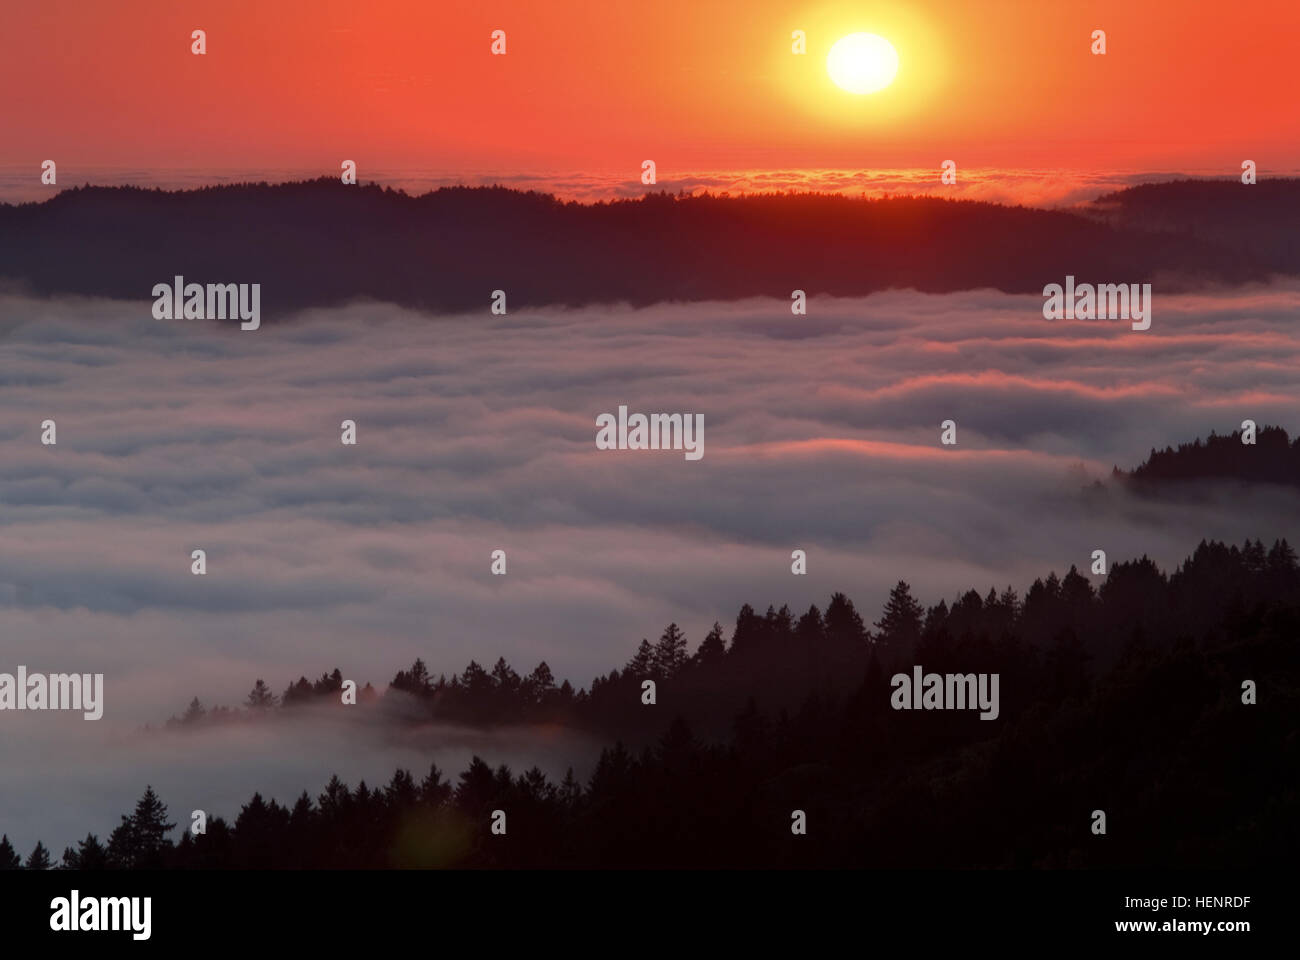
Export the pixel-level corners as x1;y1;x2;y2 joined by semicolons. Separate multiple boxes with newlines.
24;841;51;870
61;833;108;870
695;622;727;665
626;639;655;677
729;603;765;655
0;835;21;869
653;623;689;678
525;662;555;703
874;581;923;651
108;786;175;869
246;679;277;709
420;764;453;806
559;767;582;806
825;592;869;647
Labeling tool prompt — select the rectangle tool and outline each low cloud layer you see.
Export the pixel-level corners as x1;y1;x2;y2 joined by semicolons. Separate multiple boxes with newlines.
2;284;1299;850
0;166;1253;209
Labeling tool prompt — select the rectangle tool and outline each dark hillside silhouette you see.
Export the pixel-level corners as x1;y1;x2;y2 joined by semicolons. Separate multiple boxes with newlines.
2;178;1296;318
1118;425;1300;491
21;537;1285;868
1088;178;1300;273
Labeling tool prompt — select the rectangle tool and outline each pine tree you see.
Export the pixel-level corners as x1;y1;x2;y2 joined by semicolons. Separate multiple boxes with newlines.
559;767;582;807
1061;566;1094;609
460;660;492;698
795;605;826;646
490;657;521;696
313;669;344;695
25;841;51;870
652;623;689;678
1044;571;1062;598
874;581;923;650
586;742;635;798
998;585;1020;617
281;676;313;705
695;622;727;665
825;592;869;647
233;794;280;869
520;766;552;802
922;599;949;639
60;833;107;870
106;820;136;869
420;763;453;807
729;603;765;655
246;678;278;710
768;605;795;640
525;662;556;704
0;834;20;869
626;638;655;678
557;679;575;703
455;756;497;813
318;774;351;822
351;782;374;834
1268;538;1298;571
111;785;176;869
181;696;206;724
289;791;316;844
384;769;419;811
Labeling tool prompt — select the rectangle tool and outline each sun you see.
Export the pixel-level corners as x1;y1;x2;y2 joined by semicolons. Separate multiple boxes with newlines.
827;33;899;94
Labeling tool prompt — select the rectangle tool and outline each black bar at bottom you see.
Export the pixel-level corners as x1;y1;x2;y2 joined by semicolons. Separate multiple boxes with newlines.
0;869;1273;946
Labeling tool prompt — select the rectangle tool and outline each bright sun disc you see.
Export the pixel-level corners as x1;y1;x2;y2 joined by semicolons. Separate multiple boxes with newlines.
827;33;899;94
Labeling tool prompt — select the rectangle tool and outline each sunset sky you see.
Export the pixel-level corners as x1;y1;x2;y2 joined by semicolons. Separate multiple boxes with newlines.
3;0;1298;179
3;0;1299;861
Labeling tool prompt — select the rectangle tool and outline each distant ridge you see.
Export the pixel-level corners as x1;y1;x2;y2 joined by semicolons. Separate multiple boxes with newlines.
1118;424;1300;490
2;177;1297;318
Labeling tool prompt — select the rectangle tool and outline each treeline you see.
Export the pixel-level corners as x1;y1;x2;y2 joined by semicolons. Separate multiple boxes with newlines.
1120;424;1300;489
168;537;1300;743
3;178;1292;318
1090;178;1300;272
164;590;877;734
13;538;1298;868
165;671;379;729
162;424;1300;734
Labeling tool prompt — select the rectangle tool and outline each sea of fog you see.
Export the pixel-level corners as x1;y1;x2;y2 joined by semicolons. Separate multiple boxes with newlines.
2;284;1300;852
0;166;1246;207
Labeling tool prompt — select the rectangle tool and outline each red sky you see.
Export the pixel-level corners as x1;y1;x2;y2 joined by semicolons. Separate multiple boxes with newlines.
3;0;1298;176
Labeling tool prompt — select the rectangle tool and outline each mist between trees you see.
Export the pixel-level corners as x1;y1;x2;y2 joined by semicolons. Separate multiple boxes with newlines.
6;536;1294;868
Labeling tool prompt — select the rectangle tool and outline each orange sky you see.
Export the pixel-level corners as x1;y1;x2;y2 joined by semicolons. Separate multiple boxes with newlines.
3;0;1298;176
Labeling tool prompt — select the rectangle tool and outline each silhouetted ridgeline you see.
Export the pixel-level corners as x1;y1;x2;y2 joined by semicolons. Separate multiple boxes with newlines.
1118;425;1300;490
8;537;1281;868
2;178;1295;317
168;537;1300;742
1089;178;1300;273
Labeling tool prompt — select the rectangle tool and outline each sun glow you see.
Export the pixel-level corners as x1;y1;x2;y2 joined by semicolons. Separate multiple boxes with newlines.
826;33;899;94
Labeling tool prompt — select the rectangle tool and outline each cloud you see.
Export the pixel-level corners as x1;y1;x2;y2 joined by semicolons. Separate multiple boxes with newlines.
2;283;1299;850
5;166;1286;209
0;704;604;859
